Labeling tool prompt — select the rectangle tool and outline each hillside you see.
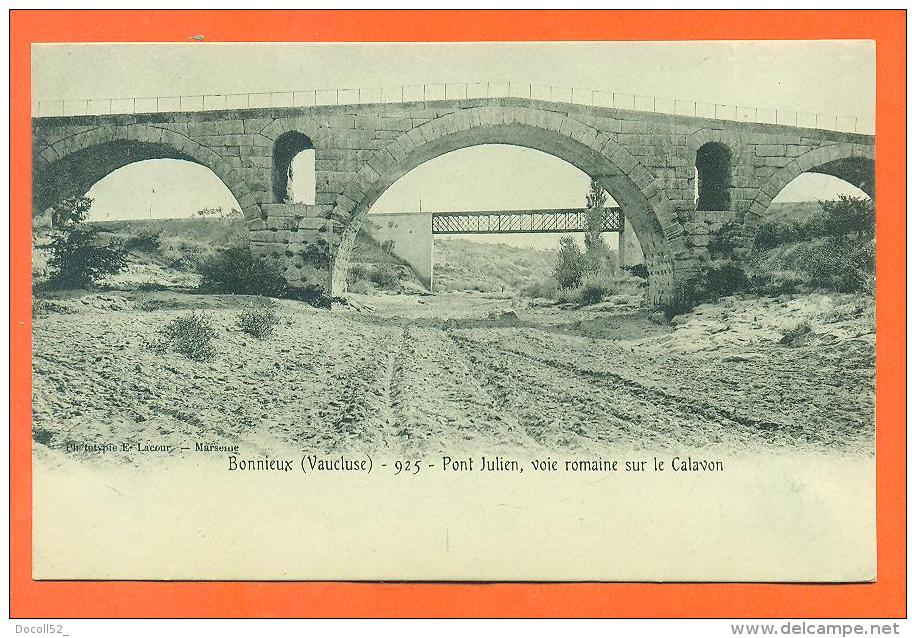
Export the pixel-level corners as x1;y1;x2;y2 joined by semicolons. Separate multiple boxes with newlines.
432;238;563;293
764;201;824;223
50;217;615;296
89;216;248;244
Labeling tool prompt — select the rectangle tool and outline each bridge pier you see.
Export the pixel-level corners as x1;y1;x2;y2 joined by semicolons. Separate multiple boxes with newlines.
250;203;336;292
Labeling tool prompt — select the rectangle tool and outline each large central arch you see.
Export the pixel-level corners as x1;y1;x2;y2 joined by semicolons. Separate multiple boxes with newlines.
32;124;258;220
328;105;685;304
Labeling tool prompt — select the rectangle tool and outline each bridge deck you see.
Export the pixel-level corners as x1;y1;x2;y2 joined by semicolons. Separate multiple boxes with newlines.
32;81;868;135
429;207;622;235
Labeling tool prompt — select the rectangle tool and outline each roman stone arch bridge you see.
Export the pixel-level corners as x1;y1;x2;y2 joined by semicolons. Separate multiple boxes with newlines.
32;92;874;305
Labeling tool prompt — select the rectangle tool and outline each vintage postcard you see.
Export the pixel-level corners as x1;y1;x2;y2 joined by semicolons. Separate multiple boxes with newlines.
28;38;877;582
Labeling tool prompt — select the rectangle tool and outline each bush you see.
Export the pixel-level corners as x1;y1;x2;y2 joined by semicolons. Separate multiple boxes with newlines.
579;242;615;278
625;264;649;279
661;276;705;319
369;263;400;289
347;263;371;285
752;220;785;251
521;278;558;300
32;298;72;317
238;305;281;339
751;196;873;252
779;320;812;347
554;286;579;305
821;195;875;239
46;226;127;289
123;231;161;254
576;274;610;306
704;259;750;298
348;278;370;295
749;270;807;296
159;312;217;360
795;237;871;292
706;220;746;259
197;246;288;297
660;259;748;319
553;236;584;289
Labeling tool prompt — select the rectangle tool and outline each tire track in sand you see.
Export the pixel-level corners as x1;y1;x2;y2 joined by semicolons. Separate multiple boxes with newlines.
446;329;767;451
460;328;843;447
385;325;527;452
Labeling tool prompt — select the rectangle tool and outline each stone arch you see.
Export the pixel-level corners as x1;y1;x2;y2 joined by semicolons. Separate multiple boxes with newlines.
32;123;258;220
257;114;324;144
327;105;687;305
747;142;875;222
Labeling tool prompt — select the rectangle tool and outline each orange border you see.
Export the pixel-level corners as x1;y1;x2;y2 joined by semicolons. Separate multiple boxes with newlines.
9;10;906;618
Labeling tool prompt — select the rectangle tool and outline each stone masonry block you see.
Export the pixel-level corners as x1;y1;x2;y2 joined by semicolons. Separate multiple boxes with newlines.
379;117;414;132
755;144;786;157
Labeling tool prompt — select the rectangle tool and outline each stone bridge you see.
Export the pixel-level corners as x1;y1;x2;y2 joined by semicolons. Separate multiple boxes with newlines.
32;96;875;304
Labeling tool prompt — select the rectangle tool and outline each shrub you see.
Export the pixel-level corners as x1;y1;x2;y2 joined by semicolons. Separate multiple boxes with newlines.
135;296;166;312
238;305;281;339
159;312;217;360
46;226;127;289
553;236;583;289
749;270;806;296
625;264;649;279
660;259;748;319
821;195;875;239
369;263;400;289
704;259;750;298
794;237;870;293
33;428;54;446
347;263;371;285
661;276;705;319
579;242;615;278
707;220;744;258
848;239;876;295
779;320;812;347
555;286;579;305
521;278;558;300
752;220;785;251
123;231;161;254
197;246;288;297
285;283;332;308
576;274;609;306
32;298;72;317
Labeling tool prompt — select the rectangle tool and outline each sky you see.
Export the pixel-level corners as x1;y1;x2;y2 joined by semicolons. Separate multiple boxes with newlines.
33;41;874;248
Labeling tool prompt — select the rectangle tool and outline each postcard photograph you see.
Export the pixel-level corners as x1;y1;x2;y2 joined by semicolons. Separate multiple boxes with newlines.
29;40;876;581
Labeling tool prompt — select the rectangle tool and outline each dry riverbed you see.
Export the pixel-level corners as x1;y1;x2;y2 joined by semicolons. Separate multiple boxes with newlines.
31;288;875;465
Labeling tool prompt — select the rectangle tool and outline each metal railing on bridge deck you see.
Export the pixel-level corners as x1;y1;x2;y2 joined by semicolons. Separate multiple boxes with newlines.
430;207;623;235
31;81;871;135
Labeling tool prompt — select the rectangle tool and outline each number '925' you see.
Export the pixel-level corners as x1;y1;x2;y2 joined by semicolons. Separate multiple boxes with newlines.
394;460;421;475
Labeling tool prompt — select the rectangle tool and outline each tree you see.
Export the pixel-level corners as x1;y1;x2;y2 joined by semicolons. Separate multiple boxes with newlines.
584;178;608;252
50;195;93;227
45;197;126;289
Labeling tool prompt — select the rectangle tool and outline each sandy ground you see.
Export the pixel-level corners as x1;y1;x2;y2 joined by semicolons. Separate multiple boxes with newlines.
31;288;875;464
